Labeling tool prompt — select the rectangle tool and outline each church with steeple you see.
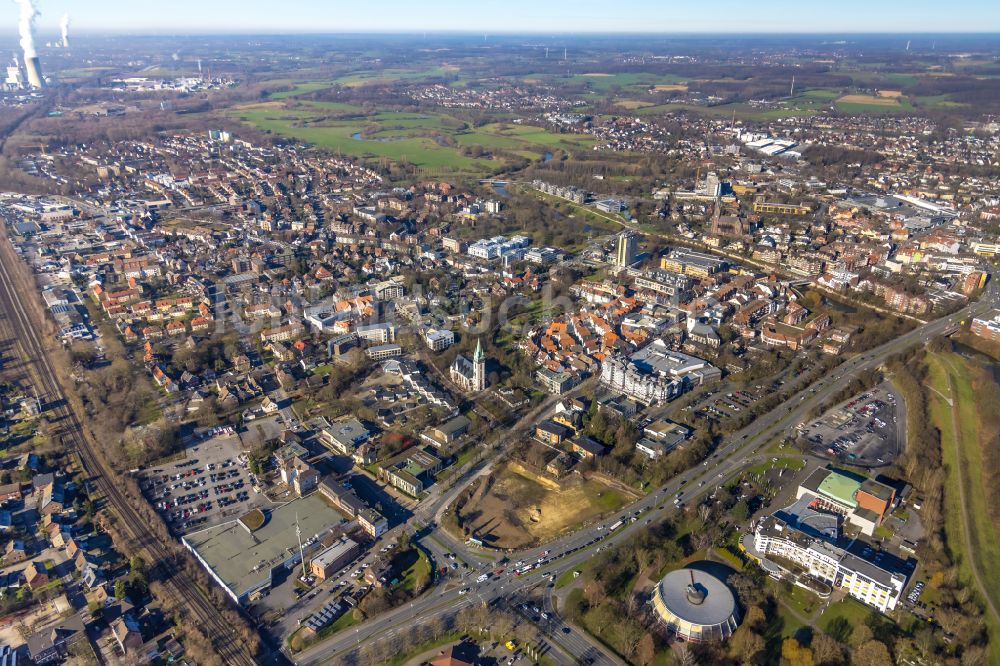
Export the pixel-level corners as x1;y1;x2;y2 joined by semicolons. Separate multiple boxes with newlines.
449;338;487;393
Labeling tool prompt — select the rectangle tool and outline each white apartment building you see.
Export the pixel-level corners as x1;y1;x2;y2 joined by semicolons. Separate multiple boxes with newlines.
751;514;906;613
425;328;455;352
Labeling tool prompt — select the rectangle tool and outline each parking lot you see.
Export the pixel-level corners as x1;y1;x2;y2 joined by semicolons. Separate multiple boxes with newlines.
138;430;260;535
796;383;902;467
679;384;771;425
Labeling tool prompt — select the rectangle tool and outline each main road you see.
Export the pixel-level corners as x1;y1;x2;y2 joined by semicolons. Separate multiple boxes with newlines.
292;283;997;665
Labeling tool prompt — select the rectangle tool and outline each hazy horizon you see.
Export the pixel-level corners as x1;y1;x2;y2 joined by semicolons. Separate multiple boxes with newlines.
2;0;999;36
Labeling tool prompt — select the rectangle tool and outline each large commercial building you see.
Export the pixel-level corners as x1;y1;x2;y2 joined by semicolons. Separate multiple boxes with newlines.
651;568;741;642
747;502;908;613
796;467;896;536
660;248;728;278
467;235;531;261
630;269;692;304
971;310;1000;342
310;538;360;580
600;339;720;405
182;495;345;605
752;201;812;216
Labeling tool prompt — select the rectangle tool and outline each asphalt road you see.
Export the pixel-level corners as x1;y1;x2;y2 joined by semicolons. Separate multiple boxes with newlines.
290;284;997;665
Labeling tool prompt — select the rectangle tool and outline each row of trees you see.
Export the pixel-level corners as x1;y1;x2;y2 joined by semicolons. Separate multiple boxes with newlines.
882;343;991;662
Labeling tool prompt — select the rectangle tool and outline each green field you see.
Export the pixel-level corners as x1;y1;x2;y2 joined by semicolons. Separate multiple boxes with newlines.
267;81;337;100
228;102;594;178
844;70;920;89
818;598;876;641
518;71;687;93
334;66;461;87
926;352;1000;665
635;99;821;121
398;548;433;593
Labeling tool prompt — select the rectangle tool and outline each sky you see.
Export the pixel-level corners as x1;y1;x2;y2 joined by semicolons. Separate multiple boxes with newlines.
7;0;1000;35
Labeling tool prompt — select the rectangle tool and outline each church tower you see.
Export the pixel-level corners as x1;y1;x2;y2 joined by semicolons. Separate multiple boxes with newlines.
473;338;486;391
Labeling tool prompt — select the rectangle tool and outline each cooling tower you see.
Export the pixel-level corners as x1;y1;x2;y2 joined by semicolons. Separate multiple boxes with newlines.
24;56;42;88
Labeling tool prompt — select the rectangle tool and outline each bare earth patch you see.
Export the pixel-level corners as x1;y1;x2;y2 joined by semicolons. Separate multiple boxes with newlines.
652;84;689;92
461;461;634;549
618;100;657;109
837;94;901;106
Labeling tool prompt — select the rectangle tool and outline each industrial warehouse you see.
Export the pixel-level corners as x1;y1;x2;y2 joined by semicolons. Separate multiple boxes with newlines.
182;495;346;605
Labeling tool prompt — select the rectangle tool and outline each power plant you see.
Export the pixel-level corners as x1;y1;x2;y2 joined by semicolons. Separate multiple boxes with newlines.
60;13;70;49
14;0;43;89
24;56;43;89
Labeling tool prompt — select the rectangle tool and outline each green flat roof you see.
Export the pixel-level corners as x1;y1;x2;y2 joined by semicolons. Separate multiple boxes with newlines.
817;471;860;508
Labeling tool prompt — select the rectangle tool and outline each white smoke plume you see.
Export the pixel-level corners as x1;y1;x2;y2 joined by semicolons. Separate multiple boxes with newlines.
15;0;39;60
60;13;69;48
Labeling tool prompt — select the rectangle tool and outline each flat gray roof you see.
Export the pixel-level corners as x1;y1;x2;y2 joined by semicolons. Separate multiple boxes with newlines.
184;494;345;598
312;538;358;569
656;568;737;627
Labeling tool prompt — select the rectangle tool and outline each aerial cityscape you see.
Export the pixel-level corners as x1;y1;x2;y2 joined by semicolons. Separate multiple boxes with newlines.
0;2;997;666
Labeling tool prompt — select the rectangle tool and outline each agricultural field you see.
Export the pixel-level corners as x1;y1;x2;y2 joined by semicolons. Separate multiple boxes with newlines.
835;93;915;113
334;66;461;87
266;81;337;100
456;461;633;549
616;99;658;110
518;71;687;93
226;101;593;178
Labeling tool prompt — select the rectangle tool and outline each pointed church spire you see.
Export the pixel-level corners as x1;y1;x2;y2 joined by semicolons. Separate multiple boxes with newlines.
474;337;485;363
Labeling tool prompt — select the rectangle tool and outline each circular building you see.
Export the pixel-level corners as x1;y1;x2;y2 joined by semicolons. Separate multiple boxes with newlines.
651;567;740;642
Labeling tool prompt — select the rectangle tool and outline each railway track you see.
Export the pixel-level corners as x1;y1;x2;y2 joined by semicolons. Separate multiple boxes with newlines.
0;235;258;666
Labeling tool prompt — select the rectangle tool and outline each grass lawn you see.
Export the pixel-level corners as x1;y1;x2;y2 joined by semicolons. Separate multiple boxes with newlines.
398;548;432;593
379;631;463;666
773;602;807;640
926;352;1000;665
818;598;875;640
436;446;478;482
287;608;360;653
745;457;806;476
555;568;582;589
784;584;820;617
